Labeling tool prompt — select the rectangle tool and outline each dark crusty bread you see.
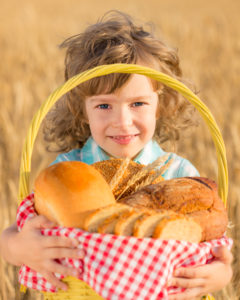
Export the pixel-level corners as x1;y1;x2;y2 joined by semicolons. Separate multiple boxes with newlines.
187;209;228;241
118;177;215;212
119;177;228;241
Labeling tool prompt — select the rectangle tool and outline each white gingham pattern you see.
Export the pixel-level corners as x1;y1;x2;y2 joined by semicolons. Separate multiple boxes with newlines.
17;194;232;300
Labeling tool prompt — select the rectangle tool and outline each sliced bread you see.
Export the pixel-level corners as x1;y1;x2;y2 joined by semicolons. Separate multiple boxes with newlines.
114;210;146;236
83;203;132;232
98;212;124;234
153;215;202;243
133;210;176;238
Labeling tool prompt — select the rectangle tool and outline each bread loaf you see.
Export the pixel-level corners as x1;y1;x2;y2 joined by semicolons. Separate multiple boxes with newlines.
34;161;116;228
187;209;228;241
119;176;228;241
118;177;215;212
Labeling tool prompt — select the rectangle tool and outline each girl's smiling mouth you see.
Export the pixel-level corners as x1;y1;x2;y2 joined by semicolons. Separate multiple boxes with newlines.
109;134;139;144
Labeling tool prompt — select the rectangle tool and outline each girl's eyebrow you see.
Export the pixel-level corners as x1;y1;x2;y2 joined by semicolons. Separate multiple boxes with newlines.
88;95;153;103
128;95;153;101
88;95;114;102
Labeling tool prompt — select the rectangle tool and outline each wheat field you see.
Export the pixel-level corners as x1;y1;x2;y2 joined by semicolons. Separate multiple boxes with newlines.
0;0;239;299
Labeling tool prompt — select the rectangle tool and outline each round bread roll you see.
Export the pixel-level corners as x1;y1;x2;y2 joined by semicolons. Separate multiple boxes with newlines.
34;161;116;228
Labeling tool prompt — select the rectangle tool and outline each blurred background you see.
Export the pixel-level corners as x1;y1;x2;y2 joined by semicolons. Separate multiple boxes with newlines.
0;0;239;299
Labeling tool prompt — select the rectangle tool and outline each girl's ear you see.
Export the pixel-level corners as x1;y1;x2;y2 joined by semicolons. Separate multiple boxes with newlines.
155;88;163;119
84;116;89;124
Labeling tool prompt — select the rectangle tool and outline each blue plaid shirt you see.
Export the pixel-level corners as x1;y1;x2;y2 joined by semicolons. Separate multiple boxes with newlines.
51;136;199;179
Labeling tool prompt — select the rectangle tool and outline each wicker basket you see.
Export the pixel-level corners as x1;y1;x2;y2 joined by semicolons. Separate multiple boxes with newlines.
18;64;228;300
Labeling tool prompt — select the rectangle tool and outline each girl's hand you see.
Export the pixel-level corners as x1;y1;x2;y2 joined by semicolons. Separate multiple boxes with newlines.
14;215;85;290
168;246;233;300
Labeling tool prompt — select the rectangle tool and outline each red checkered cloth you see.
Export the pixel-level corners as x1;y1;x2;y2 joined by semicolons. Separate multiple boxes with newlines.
17;194;232;300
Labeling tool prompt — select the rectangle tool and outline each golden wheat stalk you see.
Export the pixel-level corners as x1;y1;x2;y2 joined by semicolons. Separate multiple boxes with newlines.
116;154;171;200
140;153;171;173
109;158;130;191
134;157;174;192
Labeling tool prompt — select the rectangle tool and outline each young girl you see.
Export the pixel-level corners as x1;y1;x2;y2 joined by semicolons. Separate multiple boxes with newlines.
0;10;232;299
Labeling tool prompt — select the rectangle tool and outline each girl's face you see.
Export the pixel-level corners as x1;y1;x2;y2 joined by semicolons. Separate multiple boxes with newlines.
85;74;159;159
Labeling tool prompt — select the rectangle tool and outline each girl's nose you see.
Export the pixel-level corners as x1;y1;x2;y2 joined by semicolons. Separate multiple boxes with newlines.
112;107;133;128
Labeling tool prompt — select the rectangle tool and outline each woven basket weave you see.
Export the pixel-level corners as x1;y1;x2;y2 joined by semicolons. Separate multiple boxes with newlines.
18;64;228;300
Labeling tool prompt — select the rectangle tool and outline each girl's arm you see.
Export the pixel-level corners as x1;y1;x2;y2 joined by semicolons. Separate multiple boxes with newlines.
0;216;85;290
168;246;233;299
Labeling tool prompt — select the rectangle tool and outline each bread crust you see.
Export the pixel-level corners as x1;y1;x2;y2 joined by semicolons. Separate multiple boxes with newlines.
119;177;216;212
119;176;228;241
34;161;116;228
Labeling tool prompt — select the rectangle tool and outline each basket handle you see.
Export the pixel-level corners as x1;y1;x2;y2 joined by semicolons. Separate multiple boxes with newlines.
18;63;228;205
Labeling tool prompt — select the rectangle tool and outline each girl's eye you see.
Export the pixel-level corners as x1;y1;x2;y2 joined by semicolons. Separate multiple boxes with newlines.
132;102;145;107
98;104;110;109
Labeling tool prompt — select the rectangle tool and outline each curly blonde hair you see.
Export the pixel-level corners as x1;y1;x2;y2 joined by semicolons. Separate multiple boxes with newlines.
43;10;198;152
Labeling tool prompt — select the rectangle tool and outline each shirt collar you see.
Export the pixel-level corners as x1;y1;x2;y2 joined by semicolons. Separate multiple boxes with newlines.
133;139;166;165
81;136;109;164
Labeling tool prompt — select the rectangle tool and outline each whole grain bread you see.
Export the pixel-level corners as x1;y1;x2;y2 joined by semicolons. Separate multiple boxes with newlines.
118;177;216;212
118;177;228;241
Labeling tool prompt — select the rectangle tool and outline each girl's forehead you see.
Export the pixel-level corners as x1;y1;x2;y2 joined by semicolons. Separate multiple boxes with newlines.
86;74;157;100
